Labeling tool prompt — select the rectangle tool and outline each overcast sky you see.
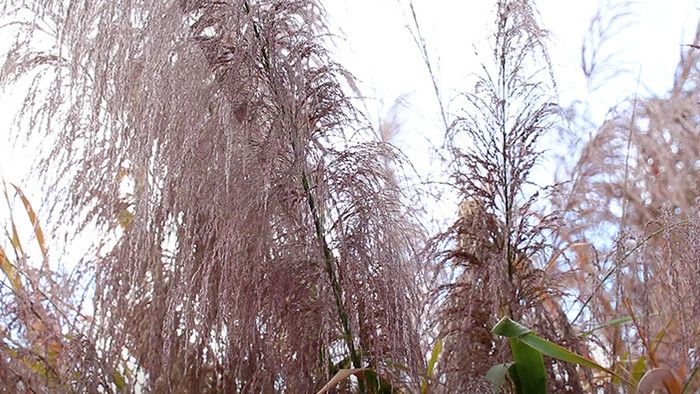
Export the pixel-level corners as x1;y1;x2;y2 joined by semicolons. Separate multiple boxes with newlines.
323;0;700;173
0;0;697;276
1;0;699;192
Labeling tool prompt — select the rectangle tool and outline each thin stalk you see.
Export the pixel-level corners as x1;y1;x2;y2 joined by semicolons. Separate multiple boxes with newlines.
242;2;365;389
497;5;514;296
293;141;364;390
300;170;363;375
681;365;699;394
613;67;641;363
405;1;449;130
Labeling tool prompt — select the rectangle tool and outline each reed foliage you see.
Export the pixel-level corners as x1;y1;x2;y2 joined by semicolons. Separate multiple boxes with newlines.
1;0;698;392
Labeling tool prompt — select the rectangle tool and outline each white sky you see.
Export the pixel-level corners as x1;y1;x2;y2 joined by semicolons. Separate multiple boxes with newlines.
2;0;699;180
323;0;700;177
326;0;700;110
1;0;699;249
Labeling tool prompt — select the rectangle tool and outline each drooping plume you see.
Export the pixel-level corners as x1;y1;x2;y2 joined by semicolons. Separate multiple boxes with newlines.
2;0;423;391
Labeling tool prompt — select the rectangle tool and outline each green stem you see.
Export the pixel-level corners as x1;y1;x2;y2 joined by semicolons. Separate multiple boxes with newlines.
301;171;362;373
299;155;364;392
245;3;364;389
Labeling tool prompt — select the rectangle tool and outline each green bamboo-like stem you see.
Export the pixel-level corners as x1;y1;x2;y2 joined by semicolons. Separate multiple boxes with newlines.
300;170;363;373
243;2;365;390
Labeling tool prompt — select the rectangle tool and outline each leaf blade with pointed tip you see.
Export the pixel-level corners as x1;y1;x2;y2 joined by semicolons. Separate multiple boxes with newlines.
427;338;442;377
422;339;443;394
492;316;531;337
11;184;47;261
579;313;659;338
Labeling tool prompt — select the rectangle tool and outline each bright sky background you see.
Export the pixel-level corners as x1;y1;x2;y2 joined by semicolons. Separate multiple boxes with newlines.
323;0;700;183
1;0;699;246
2;0;699;180
325;0;700;117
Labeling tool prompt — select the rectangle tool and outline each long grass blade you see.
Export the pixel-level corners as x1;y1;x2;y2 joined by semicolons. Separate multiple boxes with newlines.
579;313;660;338
493;317;631;386
11;184;48;265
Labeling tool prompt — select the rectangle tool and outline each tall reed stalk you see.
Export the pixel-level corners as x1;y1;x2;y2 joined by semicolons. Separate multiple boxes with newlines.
428;1;585;391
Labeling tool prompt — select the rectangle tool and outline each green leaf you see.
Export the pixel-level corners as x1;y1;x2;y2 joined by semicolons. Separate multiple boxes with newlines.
579;313;659;338
492;317;546;393
492;316;531;337
518;332;613;373
427;339;442;377
509;337;546;394
492;317;630;386
11;183;48;261
486;362;514;392
364;370;393;394
631;356;647;385
422;339;443;394
113;369;126;390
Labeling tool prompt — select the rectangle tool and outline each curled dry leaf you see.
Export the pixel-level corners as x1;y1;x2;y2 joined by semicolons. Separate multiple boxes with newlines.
636;367;682;394
316;368;367;394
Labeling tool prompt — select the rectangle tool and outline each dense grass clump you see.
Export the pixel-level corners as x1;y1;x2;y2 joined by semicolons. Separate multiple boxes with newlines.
0;0;698;392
